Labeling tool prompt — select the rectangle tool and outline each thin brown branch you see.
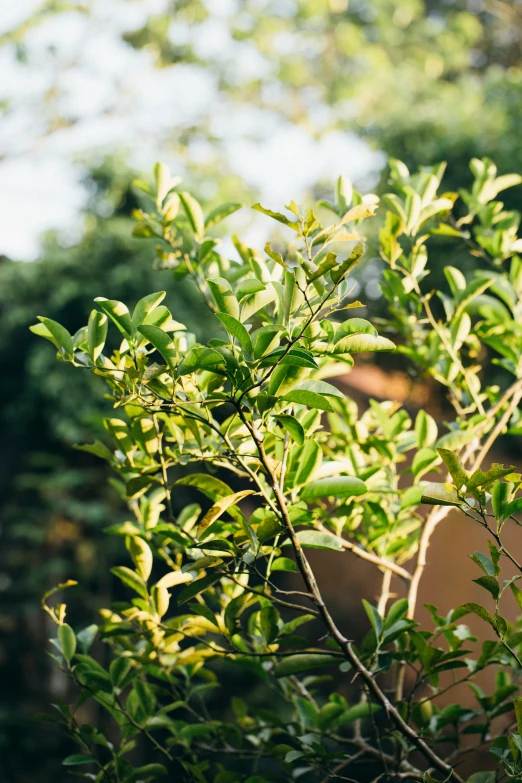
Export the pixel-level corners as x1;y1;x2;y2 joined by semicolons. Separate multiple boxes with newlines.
316;523;412;582
237;406;465;783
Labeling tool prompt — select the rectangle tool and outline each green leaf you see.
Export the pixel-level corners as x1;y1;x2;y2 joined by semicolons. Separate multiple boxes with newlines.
336;702;381;726
208;277;240;319
178;574;221;605
514;696;522;736
411;448;439;479
420;482;461;506
58;624;76;663
131;291;166;334
178;346;226;376
468;463;517;491
273;414;305;445
260;347;318;370
252;203;300;231
134;679;156;717
74;440;113;461
138;325;177;369
126;475;158;500
111;566;148;600
76;624;98;653
257;517;284;542
400;485;424;509
271;557;299;573
316;702;345;730
260;605;279;644
291;530;343;551
301;476;367;500
176;474;245;523
110;657;131;687
453;603;499;633
215;312;252;354
63;755;94;766
87;310;108;362
197;490;255;537
509;581;522;611
336;175;352;214
503;498;522;520
127;537;153;581
280;380;344;412
94;298;133;340
156;570;193;589
251;327;280;360
179;192;205;238
241;284;277;321
281;389;334;412
176;473;232;500
268;364;309;397
292;379;345;398
384;599;409;629
153;161;177;203
135;764;168;778
492;481;513;521
274;653;341;677
436;429;476;450
264;241;285;268
415;410;438;449
205;202;242;229
330;242;365;283
335;318;376;341
437;448;468;490
306;251;338;282
32;317;74;357
294;441;322;486
466;773;495;783
473;575;500;601
362;600;383;638
470;551;498;577
334;333;395;353
235;278;266;302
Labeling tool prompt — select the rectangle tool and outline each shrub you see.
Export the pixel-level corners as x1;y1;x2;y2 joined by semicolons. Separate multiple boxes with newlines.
34;159;522;782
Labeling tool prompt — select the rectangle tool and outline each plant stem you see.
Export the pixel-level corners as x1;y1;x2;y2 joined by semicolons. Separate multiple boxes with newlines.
238;405;465;783
315;523;412;582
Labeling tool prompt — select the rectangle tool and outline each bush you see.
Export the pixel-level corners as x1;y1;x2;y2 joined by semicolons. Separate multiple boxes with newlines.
35;159;522;782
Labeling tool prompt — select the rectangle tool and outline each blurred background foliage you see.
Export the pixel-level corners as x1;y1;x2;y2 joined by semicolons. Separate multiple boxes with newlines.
2;1;522;780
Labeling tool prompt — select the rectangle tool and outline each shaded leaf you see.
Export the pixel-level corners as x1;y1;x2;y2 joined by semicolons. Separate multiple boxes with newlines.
197;490;255;537
273;414;305;445
420;482;461;506
111;566;148;600
215;312;252;354
63;756;94;766
205;202;242;229
274;653;341;677
178;574;222;605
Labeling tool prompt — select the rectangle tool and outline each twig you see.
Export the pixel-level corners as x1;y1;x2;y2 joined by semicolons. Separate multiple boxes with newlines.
316;524;412;581
237;405;465;783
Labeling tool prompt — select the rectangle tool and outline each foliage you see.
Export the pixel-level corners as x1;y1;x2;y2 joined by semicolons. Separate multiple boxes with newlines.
35;157;522;782
0;165;214;783
6;1;522;198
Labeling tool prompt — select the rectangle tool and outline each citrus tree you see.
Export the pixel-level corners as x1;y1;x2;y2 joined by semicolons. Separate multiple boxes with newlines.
34;158;522;781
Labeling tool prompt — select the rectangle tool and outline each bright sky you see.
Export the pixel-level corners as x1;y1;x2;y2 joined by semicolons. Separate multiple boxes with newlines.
0;0;384;259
